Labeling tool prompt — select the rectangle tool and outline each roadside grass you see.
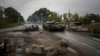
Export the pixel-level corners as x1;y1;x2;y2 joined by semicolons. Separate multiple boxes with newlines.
59;20;67;25
88;23;100;34
0;23;23;29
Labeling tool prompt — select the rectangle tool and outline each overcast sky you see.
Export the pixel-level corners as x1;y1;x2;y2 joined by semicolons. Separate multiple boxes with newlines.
0;0;100;20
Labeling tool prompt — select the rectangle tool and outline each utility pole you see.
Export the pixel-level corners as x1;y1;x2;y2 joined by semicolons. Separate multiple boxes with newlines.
68;10;71;30
40;13;43;24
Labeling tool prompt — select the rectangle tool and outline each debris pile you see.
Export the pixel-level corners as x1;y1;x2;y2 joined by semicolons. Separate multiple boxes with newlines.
24;39;68;56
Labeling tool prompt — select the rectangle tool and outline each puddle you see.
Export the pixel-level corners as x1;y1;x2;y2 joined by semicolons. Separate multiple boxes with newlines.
6;32;25;36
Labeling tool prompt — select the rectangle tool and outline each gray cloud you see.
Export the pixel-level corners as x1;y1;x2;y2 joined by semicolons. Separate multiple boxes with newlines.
0;0;100;20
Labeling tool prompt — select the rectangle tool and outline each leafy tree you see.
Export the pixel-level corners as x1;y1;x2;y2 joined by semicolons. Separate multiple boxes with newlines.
0;6;24;28
82;14;90;24
4;7;24;23
31;8;50;22
71;13;79;22
63;13;69;23
0;6;4;19
88;14;100;23
79;16;84;23
48;11;62;22
48;12;58;21
58;15;62;22
38;8;50;17
75;13;100;25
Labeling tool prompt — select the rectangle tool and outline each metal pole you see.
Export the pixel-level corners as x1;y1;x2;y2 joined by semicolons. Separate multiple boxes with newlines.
40;13;43;24
68;10;71;30
40;15;42;24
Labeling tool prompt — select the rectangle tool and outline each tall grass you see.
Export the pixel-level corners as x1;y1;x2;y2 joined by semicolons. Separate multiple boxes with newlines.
88;23;100;34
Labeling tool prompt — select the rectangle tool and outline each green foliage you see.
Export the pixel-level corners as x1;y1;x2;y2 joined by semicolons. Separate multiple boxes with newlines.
0;8;3;19
48;12;57;21
0;6;24;28
48;11;62;22
64;13;100;25
78;16;84;23
60;20;67;25
80;13;100;25
88;23;100;34
28;8;100;26
27;8;50;22
38;8;50;17
63;13;73;23
71;13;79;22
63;13;68;22
4;7;24;23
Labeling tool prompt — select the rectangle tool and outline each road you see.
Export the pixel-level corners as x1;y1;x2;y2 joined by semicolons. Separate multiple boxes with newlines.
0;24;33;32
54;31;100;56
0;24;100;56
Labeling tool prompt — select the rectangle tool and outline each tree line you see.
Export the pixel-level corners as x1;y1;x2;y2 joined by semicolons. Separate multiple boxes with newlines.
48;12;100;25
0;6;24;28
27;8;100;25
63;13;100;25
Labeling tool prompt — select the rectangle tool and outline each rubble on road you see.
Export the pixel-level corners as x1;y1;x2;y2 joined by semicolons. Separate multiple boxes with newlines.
24;38;68;56
0;31;74;56
24;44;44;54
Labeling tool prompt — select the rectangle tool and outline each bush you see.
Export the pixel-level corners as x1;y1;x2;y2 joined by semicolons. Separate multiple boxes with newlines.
88;23;100;34
0;22;23;29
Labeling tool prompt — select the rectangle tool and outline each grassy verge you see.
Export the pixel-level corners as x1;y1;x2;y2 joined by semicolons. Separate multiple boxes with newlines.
0;23;23;29
88;23;100;34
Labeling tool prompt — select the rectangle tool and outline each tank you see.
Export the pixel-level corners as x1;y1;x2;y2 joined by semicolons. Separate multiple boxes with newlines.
24;25;39;31
43;21;66;31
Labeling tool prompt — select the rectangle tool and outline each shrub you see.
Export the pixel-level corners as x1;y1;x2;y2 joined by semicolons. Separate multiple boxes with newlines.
88;23;100;34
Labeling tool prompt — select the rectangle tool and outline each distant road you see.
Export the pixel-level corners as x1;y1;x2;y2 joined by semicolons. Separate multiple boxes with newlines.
0;24;32;33
0;23;43;33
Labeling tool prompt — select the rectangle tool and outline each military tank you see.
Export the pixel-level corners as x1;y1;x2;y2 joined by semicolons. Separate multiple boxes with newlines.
24;24;39;31
43;21;66;31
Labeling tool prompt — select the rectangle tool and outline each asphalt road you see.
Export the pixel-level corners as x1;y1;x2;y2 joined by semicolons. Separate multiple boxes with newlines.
54;31;100;56
0;23;33;32
0;24;100;56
